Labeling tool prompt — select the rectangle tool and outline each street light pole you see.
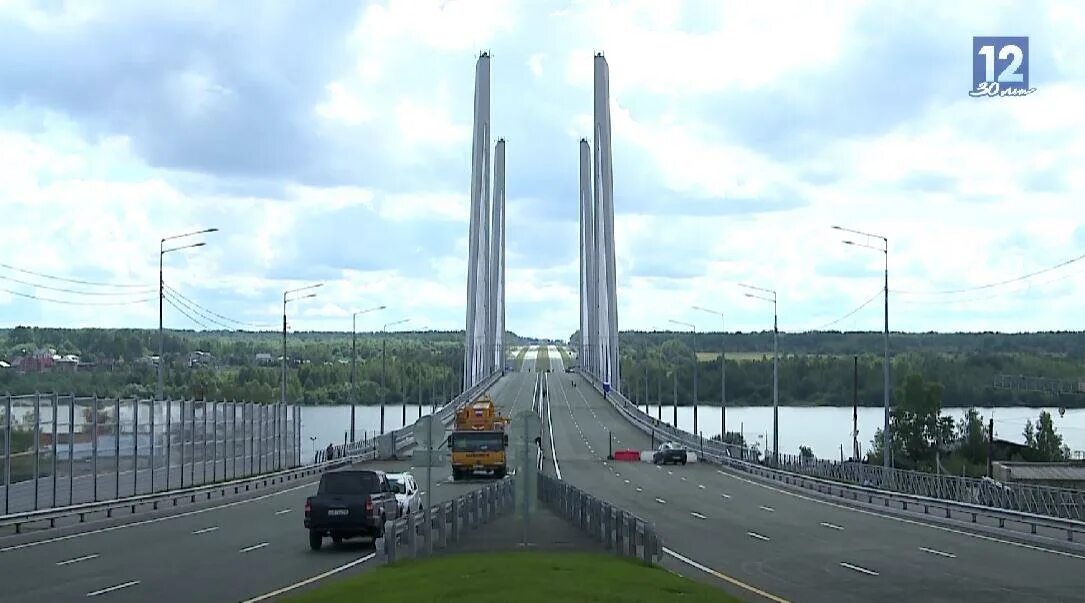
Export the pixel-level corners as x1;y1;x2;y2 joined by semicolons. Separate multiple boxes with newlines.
157;228;217;401
834;225;891;468
350;305;385;443
669;319;697;436
381;318;410;435
693;306;726;439
739;284;777;464
283;283;322;469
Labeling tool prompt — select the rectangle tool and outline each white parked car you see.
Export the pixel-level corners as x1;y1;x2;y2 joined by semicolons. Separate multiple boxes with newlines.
387;472;423;517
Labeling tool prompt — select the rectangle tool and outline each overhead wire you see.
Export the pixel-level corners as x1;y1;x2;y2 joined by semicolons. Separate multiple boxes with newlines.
894;250;1085;296
163;284;275;329
162;289;237;330
162;294;214;330
0;262;149;288
0;286;154;306
0;272;155;297
794;288;883;332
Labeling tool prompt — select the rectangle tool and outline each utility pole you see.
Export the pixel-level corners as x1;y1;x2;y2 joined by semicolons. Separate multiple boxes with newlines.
987;417;994;478
853;355;859;461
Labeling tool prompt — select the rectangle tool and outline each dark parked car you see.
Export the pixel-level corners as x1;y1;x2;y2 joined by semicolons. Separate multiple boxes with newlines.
304;469;399;550
653;442;687;465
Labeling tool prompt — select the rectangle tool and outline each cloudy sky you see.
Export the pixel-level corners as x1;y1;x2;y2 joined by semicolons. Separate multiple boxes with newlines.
1;0;1083;339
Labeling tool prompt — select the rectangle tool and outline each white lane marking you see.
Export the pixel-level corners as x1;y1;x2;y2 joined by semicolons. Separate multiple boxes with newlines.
240;542;269;553
274;509;292;515
720;493;731;499
759;506;775;512
57;553;99;566
681;476;687;481
655;498;667;504
821;522;844;531
664;548;790;603
544;373;562;481
615;473;621;477
747;531;771;541
919;547;956;558
636;487;643;492
668;471;673;475
242;553;377;602
716;465;1085;561
691;512;707;520
698;484;705;489
86;581;140;597
624;479;630;484
839;562;879;576
193;526;220;535
1;479;318;554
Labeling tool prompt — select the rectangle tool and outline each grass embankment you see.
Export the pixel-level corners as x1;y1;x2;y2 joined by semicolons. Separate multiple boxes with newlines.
536;345;551;372
514;347;527;370
283;552;739;603
557;347;571;368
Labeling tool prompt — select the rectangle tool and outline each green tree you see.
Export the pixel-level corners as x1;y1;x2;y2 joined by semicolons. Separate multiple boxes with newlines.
799;445;814;460
1024;411;1067;462
957;408;987;464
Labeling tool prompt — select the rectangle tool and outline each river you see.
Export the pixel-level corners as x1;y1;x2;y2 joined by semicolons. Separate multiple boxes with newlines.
299;404;1085;461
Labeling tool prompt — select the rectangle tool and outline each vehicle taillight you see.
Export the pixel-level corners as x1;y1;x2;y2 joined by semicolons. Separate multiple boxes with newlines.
304;500;311;516
365;497;374;513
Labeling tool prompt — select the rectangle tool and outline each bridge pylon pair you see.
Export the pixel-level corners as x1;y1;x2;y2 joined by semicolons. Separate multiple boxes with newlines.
463;53;506;391
579;54;621;393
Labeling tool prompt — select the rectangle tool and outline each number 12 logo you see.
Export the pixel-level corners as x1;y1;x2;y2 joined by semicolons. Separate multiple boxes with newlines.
970;36;1036;97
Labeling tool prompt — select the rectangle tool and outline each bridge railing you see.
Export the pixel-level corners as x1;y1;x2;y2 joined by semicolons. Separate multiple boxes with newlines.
537;472;662;564
380;475;514;563
579;371;1085;530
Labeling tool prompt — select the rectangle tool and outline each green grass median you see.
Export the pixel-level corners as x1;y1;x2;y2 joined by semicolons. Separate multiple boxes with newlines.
283;552;738;603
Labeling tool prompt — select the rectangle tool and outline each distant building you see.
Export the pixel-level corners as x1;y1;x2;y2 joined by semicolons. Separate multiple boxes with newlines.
188;351;213;368
255;352;273;365
992;461;1085;489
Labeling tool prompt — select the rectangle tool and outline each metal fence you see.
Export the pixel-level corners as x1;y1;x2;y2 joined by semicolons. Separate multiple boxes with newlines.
1;394;302;515
537;473;661;565
582;372;1085;522
380;476;515;563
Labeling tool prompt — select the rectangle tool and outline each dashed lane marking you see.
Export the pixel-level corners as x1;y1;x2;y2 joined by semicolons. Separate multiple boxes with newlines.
839;562;879;576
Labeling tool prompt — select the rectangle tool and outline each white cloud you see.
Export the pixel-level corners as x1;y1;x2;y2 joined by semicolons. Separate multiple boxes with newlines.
1;0;1084;341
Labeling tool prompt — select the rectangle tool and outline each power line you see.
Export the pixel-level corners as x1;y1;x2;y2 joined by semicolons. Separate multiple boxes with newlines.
163;284;274;329
163;294;213;330
894;250;1085;296
799;288;883;331
0;286;154;306
0;272;155;297
162;289;236;330
0;262;149;288
897;263;1085;306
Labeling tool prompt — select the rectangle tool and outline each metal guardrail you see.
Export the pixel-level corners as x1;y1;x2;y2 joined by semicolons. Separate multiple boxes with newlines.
379;476;514;563
537;472;661;564
580;371;1085;543
0;455;357;534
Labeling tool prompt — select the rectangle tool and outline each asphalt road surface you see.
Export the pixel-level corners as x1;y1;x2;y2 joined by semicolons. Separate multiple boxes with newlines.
0;375;531;603
526;371;1085;603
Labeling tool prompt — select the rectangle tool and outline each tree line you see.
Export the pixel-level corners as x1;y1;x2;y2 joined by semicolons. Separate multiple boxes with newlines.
866;373;1072;475
607;336;1085;408
1;327;488;406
